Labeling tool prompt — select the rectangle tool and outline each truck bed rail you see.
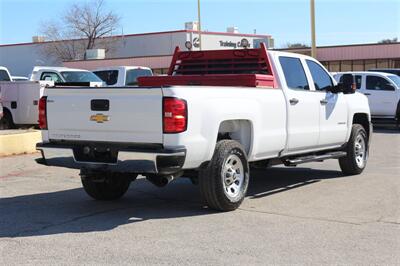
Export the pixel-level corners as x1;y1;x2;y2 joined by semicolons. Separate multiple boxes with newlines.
138;43;276;88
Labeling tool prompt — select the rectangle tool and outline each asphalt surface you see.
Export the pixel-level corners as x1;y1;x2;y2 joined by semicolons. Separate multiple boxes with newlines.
1;127;399;265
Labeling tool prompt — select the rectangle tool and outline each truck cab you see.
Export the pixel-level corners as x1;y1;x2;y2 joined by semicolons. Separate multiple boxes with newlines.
93;66;153;87
30;66;104;87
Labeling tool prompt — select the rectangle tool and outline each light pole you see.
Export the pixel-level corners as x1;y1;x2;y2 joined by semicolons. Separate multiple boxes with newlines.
310;0;316;58
197;0;202;50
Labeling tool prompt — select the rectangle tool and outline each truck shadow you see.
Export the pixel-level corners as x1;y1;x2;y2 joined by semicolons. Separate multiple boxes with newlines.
0;167;342;238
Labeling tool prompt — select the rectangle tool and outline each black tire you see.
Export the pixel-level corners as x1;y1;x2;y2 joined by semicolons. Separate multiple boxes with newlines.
0;111;15;130
339;124;368;175
80;170;136;200
199;140;249;211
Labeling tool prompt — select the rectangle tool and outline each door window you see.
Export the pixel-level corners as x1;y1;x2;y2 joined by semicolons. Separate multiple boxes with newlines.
0;70;11;81
40;72;63;82
366;76;395;91
279;57;309;90
306;60;333;91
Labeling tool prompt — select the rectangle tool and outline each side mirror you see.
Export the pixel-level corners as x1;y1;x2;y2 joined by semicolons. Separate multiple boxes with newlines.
339;74;356;94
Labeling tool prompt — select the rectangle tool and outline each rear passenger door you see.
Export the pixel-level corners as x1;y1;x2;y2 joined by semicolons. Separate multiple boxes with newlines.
306;60;348;147
279;56;320;153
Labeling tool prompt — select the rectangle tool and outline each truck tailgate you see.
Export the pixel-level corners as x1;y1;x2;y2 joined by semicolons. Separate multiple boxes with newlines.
46;88;163;143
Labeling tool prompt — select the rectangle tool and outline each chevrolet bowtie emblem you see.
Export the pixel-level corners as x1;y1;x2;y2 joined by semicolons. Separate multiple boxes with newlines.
90;114;110;123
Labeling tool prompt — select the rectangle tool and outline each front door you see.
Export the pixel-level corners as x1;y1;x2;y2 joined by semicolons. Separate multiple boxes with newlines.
305;59;348;147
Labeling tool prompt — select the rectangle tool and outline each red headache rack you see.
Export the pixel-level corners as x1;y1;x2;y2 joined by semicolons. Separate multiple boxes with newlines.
138;42;276;88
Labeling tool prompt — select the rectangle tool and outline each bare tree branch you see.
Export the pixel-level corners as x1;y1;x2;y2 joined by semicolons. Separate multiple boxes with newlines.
39;0;121;61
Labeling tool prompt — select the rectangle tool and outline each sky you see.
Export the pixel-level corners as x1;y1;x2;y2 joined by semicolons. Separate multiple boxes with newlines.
0;0;399;48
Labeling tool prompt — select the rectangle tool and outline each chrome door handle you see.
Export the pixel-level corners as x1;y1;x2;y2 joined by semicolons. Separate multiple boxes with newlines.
289;98;299;105
320;99;328;105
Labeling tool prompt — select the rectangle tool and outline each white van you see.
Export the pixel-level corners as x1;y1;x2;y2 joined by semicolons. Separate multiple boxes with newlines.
334;71;400;123
93;66;153;87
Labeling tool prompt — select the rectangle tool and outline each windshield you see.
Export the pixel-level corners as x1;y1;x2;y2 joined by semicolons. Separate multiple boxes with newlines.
60;71;102;83
388;75;400;88
126;69;152;86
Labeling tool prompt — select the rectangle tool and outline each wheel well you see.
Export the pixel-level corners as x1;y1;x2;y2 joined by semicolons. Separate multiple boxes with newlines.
217;120;252;155
2;107;13;120
353;113;370;138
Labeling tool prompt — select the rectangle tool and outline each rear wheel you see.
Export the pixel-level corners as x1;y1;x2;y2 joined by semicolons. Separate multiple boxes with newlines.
199;140;249;211
339;124;368;175
0;111;14;130
80;170;136;200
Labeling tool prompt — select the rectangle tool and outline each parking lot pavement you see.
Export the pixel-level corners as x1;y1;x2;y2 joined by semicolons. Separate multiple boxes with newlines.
0;128;399;265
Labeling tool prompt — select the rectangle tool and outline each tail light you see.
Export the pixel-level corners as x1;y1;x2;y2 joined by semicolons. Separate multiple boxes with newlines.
38;96;47;129
163;97;187;133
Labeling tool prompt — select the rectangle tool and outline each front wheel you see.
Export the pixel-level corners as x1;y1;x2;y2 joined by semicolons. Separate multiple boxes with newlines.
199;140;249;211
80;170;136;200
339;124;368;175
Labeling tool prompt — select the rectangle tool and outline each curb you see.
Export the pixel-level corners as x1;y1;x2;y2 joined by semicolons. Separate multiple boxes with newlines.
0;130;41;157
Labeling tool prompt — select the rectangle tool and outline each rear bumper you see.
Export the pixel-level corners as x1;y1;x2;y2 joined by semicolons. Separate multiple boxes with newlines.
36;142;186;175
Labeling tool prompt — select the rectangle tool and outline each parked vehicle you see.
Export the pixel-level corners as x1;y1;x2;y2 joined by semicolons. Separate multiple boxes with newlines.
30;66;104;87
0;80;54;129
93;66;153;87
369;68;400;77
36;44;371;211
0;66;104;129
0;66;12;81
334;71;400;124
11;76;29;81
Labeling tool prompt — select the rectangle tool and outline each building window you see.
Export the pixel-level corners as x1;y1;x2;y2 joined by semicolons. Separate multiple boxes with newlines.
341;60;352;71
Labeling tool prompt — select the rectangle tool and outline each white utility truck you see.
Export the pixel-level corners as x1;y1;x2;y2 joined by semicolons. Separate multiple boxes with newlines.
36;44;372;211
334;71;400;124
93;66;153;87
0;80;54;129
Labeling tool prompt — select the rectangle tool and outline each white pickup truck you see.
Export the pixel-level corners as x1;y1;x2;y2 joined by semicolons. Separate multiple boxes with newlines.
93;66;153;87
36;44;372;211
334;71;400;125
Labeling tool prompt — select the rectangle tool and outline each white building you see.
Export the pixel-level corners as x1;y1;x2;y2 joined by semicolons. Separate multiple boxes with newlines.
0;27;273;76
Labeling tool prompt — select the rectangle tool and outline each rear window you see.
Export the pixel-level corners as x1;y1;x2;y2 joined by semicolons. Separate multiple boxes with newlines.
279;57;309;90
94;70;119;85
60;71;102;83
0;70;11;81
126;69;152;86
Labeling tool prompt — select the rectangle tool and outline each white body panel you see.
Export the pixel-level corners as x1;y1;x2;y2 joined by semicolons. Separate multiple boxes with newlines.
40;51;371;170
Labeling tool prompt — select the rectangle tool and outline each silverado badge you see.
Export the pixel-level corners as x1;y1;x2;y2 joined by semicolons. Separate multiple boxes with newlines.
90;114;110;123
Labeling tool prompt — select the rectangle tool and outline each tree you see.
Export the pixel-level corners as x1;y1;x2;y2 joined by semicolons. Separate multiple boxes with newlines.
284;42;309;49
40;0;121;61
378;37;398;44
